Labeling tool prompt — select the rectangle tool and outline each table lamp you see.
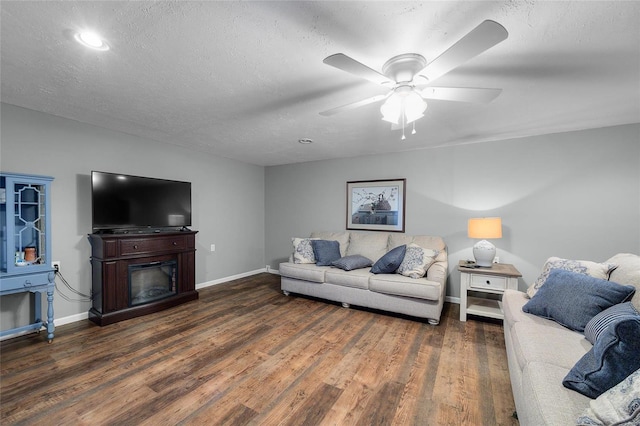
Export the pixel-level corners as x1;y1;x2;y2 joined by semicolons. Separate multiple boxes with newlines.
468;217;502;267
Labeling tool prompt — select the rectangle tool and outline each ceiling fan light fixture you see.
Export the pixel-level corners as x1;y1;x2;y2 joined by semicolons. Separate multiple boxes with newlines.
380;88;427;126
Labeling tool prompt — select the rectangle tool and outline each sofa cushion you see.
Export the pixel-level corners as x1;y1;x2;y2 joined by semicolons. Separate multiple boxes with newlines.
310;231;350;257
389;234;447;263
369;274;441;301
510;321;591;372
331;255;372;271
563;314;640;399
606;253;640;310
527;256;616;298
520;361;592;426
584;302;640;345
371;245;406;274
311;240;342;266
346;232;389;263
577;367;640;426
279;262;328;283
396;243;438;279
522;269;636;332
325;268;372;290
292;237;318;264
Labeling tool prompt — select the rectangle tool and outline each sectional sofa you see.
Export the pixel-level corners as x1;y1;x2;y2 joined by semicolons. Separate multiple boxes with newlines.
279;231;448;324
502;253;640;425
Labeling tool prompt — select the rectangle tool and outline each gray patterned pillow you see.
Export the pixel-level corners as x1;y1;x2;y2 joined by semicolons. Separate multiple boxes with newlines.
526;257;617;298
577;368;640;425
396;243;438;279
292;237;318;264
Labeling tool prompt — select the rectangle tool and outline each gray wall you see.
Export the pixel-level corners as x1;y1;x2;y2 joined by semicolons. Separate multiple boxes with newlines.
2;101;638;329
265;124;640;299
1;103;265;327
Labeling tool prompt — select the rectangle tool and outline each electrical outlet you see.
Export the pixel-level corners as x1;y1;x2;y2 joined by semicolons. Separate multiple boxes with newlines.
210;244;216;252
52;261;61;272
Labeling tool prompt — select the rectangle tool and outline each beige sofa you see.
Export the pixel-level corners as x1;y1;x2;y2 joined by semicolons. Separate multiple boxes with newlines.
279;231;448;324
502;253;640;425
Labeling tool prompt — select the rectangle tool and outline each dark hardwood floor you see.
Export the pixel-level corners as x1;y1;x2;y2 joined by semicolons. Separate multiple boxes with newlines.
0;273;517;425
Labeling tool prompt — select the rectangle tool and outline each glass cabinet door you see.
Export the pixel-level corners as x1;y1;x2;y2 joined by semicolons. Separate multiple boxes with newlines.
0;174;53;275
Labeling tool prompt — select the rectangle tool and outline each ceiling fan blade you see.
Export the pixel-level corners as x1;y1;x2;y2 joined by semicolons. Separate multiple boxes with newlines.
419;20;508;83
323;53;392;85
420;87;502;104
320;94;388;116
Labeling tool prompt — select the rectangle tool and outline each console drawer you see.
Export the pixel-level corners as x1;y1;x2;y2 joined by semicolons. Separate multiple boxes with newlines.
470;274;507;290
119;236;187;255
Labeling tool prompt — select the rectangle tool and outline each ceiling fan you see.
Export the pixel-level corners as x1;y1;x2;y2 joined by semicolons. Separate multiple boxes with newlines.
320;20;508;139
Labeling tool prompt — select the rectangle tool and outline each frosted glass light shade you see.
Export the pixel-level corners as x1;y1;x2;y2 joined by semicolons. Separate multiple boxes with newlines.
380;88;427;125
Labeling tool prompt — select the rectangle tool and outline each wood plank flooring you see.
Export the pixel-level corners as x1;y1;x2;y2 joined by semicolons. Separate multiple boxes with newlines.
0;273;518;425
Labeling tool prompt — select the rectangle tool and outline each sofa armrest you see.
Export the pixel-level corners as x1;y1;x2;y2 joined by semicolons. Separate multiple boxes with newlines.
426;261;447;285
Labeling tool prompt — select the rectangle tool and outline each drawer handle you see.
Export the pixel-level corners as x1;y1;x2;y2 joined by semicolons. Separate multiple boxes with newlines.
172;241;177;246
486;280;491;285
133;245;138;249
24;280;32;288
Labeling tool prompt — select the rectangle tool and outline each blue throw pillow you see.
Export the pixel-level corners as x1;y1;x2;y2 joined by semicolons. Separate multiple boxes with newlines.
371;245;406;274
311;240;341;266
331;255;373;271
563;315;640;399
584;302;640;345
522;269;636;332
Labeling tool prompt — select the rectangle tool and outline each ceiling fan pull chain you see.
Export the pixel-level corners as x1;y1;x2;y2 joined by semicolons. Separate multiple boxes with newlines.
412;122;416;135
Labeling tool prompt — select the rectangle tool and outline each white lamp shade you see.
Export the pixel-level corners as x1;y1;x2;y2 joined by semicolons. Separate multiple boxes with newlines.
468;217;502;239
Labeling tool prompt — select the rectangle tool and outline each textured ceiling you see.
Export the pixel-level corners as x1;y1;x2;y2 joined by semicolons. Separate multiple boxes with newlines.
1;1;639;166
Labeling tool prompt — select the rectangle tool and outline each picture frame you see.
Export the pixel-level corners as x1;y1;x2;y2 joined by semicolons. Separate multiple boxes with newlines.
346;179;406;232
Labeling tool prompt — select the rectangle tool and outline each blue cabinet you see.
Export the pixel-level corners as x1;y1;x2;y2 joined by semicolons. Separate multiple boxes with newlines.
0;172;55;342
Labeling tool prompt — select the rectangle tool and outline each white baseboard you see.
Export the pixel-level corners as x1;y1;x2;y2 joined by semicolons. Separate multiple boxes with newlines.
445;296;461;305
196;268;271;289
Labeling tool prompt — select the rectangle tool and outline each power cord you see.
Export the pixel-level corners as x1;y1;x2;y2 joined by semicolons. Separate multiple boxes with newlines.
53;266;92;302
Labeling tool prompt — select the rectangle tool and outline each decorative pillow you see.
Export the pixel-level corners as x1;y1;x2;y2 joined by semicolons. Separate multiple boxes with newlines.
606;253;640;310
292;237;318;264
396;243;438;279
522;269;636;332
585;302;640;345
526;257;617;298
331;255;373;271
563;316;640;399
311;239;342;266
371;245;406;274
576;368;640;426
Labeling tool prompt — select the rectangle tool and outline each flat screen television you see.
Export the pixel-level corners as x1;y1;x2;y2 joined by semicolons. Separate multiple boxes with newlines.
91;171;192;232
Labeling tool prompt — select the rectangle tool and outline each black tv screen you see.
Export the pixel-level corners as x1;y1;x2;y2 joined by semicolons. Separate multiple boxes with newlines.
91;171;192;232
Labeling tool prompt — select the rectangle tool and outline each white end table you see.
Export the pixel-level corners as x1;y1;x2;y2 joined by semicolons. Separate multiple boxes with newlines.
458;260;522;322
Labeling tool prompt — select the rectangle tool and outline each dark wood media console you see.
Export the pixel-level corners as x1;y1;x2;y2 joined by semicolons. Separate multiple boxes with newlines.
88;231;198;326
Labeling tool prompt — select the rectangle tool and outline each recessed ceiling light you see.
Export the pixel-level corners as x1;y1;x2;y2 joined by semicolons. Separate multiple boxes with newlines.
74;30;109;51
298;138;313;144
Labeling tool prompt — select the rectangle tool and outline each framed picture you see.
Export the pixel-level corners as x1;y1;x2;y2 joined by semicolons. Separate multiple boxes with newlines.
346;179;406;232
